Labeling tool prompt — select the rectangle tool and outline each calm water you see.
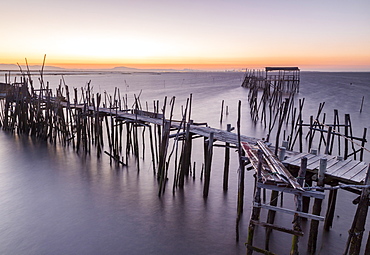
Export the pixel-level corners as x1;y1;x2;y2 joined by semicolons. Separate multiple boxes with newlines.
0;71;369;254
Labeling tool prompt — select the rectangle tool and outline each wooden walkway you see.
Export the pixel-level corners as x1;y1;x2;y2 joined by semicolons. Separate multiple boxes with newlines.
68;101;369;186
63;102;260;145
282;152;369;185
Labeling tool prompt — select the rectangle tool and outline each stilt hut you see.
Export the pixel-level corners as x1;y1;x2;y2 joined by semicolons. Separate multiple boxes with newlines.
265;67;300;93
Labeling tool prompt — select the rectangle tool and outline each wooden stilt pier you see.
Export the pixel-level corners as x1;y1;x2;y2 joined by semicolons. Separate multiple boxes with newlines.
1;70;370;254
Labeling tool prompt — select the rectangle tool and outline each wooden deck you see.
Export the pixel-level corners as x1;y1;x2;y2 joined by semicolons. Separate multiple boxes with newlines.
282;152;369;185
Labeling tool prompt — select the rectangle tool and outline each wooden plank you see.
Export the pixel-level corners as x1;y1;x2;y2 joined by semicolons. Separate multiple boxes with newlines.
282;152;309;165
287;153;316;166
257;141;303;190
325;156;342;169
307;155;337;170
241;143;286;184
351;171;368;184
306;155;323;169
255;203;325;221
326;159;352;175
341;162;368;181
330;160;361;177
350;164;368;183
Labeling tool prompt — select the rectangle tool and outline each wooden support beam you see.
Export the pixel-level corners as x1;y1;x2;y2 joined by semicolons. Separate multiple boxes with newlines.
250;220;304;237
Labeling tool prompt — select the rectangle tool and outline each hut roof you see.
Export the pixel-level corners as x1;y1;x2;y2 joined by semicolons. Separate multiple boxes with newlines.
265;67;300;71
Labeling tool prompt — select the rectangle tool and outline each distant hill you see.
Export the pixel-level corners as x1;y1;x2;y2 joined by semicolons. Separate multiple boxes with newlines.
0;64;204;73
110;66;198;72
0;64;65;71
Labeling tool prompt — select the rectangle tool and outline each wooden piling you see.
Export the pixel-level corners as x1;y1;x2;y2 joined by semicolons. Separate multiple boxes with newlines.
347;164;370;254
236;100;245;213
203;132;214;198
265;190;279;250
324;181;338;231
158;120;171;196
290;156;307;255
220;99;224;123
223;124;232;191
307;157;326;254
246;149;263;253
179;121;192;188
360;96;364;113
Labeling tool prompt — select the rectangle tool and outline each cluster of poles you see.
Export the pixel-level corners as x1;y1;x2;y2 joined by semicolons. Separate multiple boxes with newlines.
241;69;370;255
245;75;367;162
0;72;246;201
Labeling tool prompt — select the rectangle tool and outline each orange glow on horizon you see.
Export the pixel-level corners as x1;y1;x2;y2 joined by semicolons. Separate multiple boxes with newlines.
46;55;370;71
1;55;369;71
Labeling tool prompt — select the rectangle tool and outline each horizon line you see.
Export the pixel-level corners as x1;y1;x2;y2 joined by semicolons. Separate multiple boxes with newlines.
0;63;369;73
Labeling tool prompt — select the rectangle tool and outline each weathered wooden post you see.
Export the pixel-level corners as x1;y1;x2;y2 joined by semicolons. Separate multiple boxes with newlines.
203;132;214;198
278;146;286;161
246;149;263;254
148;125;156;174
346;164;370;254
220;99;224;123
365;231;370;254
223;123;232;191
265;189;279;250
360;128;367;161
360;96;364;113
179;121;193;188
344;114;350;159
308;157;327;254
291;156;307;255
324;179;338;231
236;100;245;213
325;126;333;155
158;120;171;196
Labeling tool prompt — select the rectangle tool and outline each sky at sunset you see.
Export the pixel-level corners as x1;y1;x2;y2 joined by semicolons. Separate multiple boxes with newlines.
1;0;370;71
